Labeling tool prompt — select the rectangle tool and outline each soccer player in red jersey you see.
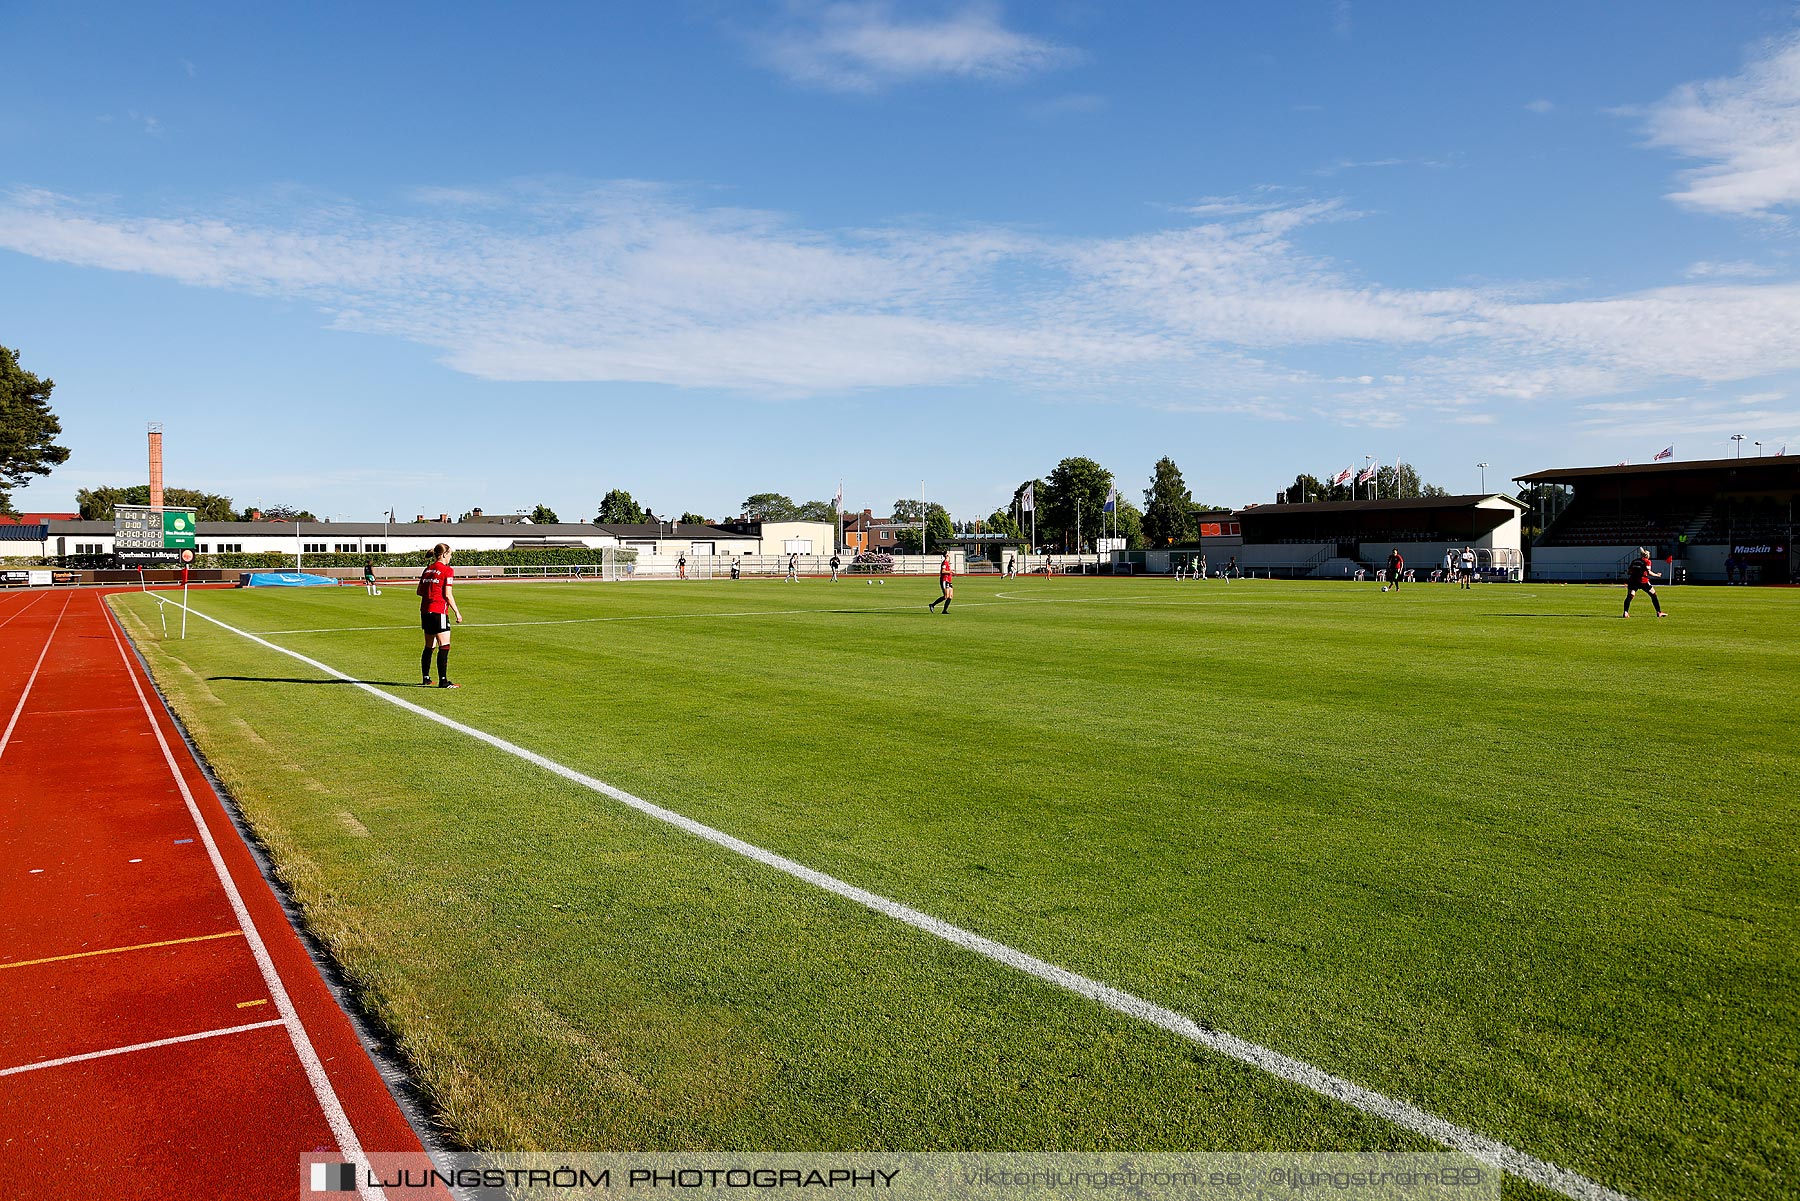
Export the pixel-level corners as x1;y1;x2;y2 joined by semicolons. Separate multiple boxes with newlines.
416;542;465;687
928;552;954;613
1384;548;1404;592
1623;547;1666;618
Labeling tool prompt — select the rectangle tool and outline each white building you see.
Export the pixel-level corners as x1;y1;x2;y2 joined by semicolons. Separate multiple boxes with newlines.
10;519;772;561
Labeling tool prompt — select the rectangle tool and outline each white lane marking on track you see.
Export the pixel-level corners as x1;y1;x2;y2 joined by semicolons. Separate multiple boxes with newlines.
151;595;1633;1201
0;593;73;761
101;600;387;1201
0;589;50;629
0;1019;286;1077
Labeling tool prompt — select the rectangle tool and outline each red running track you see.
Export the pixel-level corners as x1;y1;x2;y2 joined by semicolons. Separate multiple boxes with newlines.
0;589;434;1199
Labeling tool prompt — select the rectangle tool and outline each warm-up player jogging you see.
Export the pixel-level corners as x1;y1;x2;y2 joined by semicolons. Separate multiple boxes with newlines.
1383;548;1404;592
1623;548;1667;618
927;553;954;613
417;542;464;687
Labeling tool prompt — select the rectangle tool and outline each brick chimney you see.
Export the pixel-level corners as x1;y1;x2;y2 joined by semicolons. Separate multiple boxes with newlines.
148;422;164;509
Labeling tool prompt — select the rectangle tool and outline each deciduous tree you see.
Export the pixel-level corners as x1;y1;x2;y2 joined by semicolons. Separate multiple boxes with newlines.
597;489;647;524
1040;457;1112;551
741;492;797;521
982;509;1023;540
1142;457;1196;546
925;506;954;552
77;484;239;522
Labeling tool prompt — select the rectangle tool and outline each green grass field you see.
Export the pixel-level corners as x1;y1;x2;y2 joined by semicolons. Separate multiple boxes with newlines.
111;576;1798;1201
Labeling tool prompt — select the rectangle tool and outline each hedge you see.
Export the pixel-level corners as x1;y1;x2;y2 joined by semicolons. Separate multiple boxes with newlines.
188;548;636;570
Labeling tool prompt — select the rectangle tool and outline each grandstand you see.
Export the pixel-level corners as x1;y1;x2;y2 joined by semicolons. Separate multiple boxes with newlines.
1519;456;1798;582
1141;494;1527;579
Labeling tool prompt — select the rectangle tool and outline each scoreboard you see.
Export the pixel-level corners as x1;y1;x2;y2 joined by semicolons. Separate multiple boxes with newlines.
114;505;197;563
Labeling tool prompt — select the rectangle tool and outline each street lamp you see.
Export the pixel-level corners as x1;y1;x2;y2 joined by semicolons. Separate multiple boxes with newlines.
1477;462;1489;493
1732;434;1745;458
1755;441;1764;457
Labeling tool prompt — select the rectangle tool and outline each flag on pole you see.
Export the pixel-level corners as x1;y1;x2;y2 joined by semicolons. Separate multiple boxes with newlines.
1103;486;1117;513
833;481;843;508
1355;463;1377;484
1020;483;1035;512
1331;468;1352;486
1653;446;1673;460
1778;445;1787;457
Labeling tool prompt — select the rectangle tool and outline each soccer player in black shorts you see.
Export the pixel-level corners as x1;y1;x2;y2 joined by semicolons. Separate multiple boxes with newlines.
416;543;465;686
1623;548;1666;618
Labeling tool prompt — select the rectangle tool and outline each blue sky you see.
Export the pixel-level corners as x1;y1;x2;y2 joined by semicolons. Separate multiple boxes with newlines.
4;1;1799;521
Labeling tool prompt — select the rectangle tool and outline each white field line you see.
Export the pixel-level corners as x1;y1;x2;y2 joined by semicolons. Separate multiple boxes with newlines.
0;1019;286;1077
145;595;1633;1201
101;600;387;1201
0;593;72;761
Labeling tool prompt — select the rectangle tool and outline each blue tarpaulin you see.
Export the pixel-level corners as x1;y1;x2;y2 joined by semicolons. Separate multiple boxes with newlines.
243;572;340;588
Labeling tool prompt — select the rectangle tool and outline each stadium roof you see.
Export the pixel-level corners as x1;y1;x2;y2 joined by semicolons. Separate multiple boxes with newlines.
1236;494;1525;518
1516;455;1794;483
598;523;753;540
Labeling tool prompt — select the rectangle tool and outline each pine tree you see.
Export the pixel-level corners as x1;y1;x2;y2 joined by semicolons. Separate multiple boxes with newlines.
0;345;70;515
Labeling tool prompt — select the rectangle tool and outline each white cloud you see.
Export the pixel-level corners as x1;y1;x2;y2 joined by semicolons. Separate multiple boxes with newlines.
3;182;1800;420
1643;32;1800;216
1684;259;1779;279
1311;158;1406;177
1525;99;1554;115
752;1;1073;92
1576;392;1800;442
1481;283;1800;381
